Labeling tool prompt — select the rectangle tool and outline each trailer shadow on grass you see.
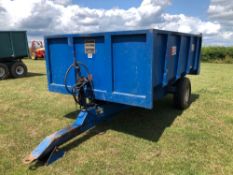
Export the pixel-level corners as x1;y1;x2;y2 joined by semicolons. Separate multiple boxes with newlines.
29;94;199;169
10;72;45;79
1;72;45;81
26;72;45;77
63;94;199;149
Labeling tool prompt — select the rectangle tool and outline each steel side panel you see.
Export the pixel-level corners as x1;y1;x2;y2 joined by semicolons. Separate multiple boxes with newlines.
46;30;153;109
167;35;181;82
192;37;202;74
153;33;167;87
0;31;28;60
11;32;28;57
112;34;149;96
153;31;201;100
45;29;202;109
0;32;12;58
74;36;107;91
47;38;75;86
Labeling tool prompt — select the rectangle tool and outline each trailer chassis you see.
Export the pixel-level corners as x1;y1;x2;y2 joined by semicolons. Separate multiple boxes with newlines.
23;102;128;165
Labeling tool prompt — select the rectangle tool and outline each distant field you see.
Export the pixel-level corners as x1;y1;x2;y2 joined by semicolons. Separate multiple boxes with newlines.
0;60;233;175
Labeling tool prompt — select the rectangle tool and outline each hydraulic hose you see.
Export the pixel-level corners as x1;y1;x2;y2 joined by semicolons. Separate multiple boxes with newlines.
64;61;94;108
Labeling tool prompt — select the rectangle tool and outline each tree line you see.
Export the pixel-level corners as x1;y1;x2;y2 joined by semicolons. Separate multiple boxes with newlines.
202;46;233;64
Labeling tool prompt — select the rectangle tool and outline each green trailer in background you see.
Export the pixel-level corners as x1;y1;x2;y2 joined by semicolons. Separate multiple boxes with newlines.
0;31;29;79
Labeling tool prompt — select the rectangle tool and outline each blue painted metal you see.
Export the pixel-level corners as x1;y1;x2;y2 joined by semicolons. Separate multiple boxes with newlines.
23;102;128;164
44;29;202;109
24;29;202;165
46;148;65;165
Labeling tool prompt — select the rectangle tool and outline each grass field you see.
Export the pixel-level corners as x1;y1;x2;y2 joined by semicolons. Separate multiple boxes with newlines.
0;60;233;175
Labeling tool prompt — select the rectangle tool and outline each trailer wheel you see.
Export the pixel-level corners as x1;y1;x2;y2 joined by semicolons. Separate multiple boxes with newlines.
0;63;10;80
173;77;191;110
10;61;28;78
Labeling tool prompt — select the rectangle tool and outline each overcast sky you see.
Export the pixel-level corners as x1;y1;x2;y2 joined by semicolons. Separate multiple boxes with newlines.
0;0;232;45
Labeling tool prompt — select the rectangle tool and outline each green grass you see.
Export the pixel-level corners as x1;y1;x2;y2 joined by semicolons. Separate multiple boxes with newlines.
0;60;233;175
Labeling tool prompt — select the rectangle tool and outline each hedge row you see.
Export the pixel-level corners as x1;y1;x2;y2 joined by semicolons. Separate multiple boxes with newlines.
201;47;233;63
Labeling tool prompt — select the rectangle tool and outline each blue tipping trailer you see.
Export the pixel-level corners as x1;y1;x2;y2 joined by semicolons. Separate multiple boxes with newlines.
24;29;202;165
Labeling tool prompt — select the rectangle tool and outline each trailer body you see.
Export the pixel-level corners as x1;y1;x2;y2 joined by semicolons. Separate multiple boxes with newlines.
0;31;29;79
45;29;202;109
0;31;29;62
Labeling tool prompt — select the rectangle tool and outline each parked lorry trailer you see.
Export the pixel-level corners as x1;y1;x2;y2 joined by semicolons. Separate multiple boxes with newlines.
24;29;202;165
0;31;29;79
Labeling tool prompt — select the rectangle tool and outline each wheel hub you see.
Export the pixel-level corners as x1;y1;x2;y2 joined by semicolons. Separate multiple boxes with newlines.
184;85;190;103
16;66;24;75
0;67;6;78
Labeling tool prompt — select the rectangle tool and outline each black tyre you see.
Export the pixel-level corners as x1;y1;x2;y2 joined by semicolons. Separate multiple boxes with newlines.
0;63;10;80
173;77;191;110
6;62;15;77
10;61;28;78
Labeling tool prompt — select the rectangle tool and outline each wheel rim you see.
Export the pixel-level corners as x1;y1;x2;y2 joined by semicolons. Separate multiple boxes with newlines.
0;67;6;78
184;84;190;103
16;66;24;75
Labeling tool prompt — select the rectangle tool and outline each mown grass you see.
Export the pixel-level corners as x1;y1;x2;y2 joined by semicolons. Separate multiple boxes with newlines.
0;60;233;175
